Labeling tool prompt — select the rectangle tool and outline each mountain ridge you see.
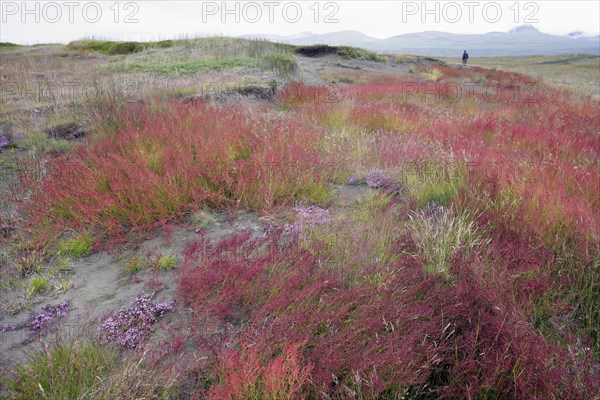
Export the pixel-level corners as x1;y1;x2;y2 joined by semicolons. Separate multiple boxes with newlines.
241;26;600;56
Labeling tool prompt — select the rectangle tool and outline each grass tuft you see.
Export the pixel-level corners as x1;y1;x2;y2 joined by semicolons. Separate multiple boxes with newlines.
27;274;49;297
408;206;485;276
58;233;93;259
5;339;118;399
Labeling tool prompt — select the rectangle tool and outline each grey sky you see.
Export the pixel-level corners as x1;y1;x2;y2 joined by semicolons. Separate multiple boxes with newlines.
1;1;599;44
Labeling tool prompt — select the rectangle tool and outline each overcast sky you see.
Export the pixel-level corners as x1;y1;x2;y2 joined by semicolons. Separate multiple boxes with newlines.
1;1;599;44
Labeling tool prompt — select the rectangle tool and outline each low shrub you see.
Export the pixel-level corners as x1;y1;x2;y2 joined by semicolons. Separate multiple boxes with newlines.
262;53;297;75
108;41;143;55
0;42;19;48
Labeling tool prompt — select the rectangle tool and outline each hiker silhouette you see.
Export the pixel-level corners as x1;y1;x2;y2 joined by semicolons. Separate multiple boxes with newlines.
462;50;469;66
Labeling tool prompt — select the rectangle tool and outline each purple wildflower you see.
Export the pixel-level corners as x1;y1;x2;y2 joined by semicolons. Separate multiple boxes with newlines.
366;170;388;188
284;206;331;238
293;206;331;225
348;175;362;185
1;323;17;332
0;135;9;151
30;300;69;332
96;294;174;348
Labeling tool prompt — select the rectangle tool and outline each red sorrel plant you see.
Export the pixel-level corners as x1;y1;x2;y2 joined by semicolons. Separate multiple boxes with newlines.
178;229;598;399
22;100;333;244
208;341;312;400
275;83;341;110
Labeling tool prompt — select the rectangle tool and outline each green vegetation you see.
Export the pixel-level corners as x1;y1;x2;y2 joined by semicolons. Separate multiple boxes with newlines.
107;41;144;55
4;338;176;399
123;58;261;75
294;44;385;61
337;76;355;83
262;53;297;75
27;274;48;297
120;51;296;76
124;254;145;274
336;46;385;62
408;208;484;276
190;209;215;229
0;42;20;49
303;193;403;285
19;131;72;155
54;277;73;292
66;39;172;55
5;340;119;399
402;161;467;208
58;233;93;259
156;253;178;271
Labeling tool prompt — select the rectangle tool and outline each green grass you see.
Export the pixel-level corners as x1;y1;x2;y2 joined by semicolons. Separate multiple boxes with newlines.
54;277;74;292
408;207;485;276
123;58;261;75
190;209;215;229
5;339;119;400
0;42;20;49
336;46;386;62
58;233;93;258
13;253;42;277
156;253;178;271
262;53;297;75
401;161;467;208
19;131;72;155
66;39;173;55
27;274;48;297
122;53;297;76
124;254;145;274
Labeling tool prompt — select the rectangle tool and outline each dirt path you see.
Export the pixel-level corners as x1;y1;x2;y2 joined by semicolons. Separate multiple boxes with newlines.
294;54;442;84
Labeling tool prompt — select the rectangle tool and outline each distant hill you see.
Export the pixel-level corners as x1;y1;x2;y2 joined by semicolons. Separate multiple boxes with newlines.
241;26;600;56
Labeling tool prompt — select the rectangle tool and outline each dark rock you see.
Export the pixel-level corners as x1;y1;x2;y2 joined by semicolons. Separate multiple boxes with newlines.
295;45;339;57
44;122;86;141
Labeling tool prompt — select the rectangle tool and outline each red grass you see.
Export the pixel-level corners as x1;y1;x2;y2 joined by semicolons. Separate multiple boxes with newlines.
23;101;333;242
15;60;599;398
208;341;312;400
275;68;599;244
176;229;599;398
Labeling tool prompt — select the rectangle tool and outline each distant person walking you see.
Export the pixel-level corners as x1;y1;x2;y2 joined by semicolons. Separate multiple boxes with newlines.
462;50;469;66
